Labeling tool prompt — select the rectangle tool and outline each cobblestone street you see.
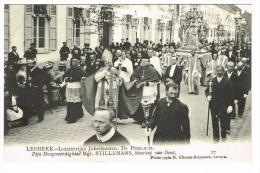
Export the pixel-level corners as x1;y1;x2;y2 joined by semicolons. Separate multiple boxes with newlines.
4;83;251;146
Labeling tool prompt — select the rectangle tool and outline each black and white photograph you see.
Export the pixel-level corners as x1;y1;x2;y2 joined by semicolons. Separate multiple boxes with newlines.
1;1;259;172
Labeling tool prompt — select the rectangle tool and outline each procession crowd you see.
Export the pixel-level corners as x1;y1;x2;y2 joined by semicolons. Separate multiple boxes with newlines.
4;37;251;144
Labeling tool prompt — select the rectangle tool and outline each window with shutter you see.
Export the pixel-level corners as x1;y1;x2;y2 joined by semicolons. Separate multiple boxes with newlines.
24;5;34;50
66;7;73;48
26;5;33;13
67;7;83;47
25;5;51;52
49;5;57;51
34;5;48;16
33;17;46;48
4;5;9;54
50;5;56;15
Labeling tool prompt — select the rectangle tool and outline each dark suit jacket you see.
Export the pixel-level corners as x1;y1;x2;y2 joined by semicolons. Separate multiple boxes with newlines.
151;98;190;144
225;49;236;63
224;71;238;100
235;69;250;98
243;65;251;89
27;66;45;105
8;51;20;65
27;67;45;87
164;65;182;85
24;48;37;59
205;76;233;110
120;43;125;50
123;42;131;50
59;46;70;60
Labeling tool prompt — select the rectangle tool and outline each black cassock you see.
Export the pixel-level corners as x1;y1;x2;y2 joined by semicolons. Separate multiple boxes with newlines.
64;66;86;123
150;98;191;145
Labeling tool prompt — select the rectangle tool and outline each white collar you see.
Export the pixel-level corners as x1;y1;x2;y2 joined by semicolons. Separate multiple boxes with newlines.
166;97;172;106
217;76;223;82
96;127;115;142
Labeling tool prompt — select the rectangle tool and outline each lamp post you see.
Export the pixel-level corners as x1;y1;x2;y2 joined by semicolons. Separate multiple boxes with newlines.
132;10;140;43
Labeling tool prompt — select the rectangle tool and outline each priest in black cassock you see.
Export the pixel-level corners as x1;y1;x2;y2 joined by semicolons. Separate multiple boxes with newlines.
64;57;87;123
149;80;191;145
130;52;161;127
83;109;130;146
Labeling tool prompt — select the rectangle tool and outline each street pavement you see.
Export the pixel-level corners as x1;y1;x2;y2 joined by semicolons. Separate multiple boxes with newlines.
4;83;251;146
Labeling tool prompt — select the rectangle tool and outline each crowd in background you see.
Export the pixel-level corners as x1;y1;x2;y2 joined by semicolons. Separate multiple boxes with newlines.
4;37;251;138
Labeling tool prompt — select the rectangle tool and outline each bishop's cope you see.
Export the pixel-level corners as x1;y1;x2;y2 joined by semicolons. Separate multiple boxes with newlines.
81;48;161;130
